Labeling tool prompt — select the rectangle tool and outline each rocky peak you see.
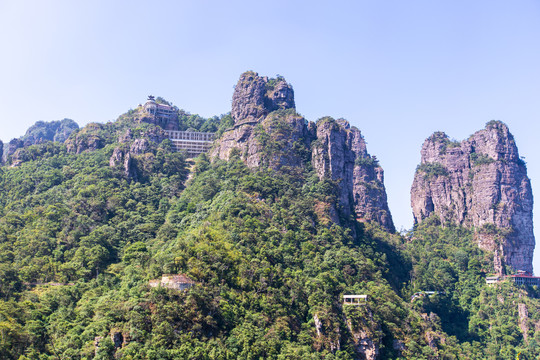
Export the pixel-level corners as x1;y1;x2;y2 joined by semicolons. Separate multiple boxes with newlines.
6;119;79;156
213;71;395;232
411;121;534;273
312;117;394;232
231;71;295;124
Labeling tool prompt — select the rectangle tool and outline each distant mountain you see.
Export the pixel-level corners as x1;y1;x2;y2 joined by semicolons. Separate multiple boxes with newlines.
5;118;79;159
0;73;538;359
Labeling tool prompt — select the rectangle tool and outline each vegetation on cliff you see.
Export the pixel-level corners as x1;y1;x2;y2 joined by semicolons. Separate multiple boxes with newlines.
0;88;538;359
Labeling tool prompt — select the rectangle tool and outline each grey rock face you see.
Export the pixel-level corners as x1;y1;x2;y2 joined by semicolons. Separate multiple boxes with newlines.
231;71;295;124
66;123;105;154
212;109;311;169
213;71;395;231
411;121;534;273
130;139;150;155
312;118;395;232
109;147;124;168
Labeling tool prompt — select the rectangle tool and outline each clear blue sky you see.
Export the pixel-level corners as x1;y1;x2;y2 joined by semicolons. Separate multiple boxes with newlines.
2;0;540;270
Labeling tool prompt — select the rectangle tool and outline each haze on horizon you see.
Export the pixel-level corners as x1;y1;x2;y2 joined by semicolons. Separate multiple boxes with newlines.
1;0;540;270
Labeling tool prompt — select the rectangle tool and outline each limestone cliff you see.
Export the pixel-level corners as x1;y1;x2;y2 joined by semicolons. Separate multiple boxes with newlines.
411;121;534;273
212;71;394;231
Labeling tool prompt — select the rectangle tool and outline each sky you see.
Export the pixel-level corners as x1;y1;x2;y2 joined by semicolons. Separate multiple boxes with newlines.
1;0;540;270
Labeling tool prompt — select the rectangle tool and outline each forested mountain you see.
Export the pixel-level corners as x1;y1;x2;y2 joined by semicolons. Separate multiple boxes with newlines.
0;72;538;359
4;118;79;161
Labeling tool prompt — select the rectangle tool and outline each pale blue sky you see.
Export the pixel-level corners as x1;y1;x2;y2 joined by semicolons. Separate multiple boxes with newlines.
1;0;540;270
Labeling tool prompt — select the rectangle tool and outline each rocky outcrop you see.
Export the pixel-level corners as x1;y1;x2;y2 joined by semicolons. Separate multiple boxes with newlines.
212;71;395;231
411;121;534;273
65;123;105;154
130;138;150;155
343;305;382;360
109;127;167;180
312;117;395;231
212;72;310;169
518;303;529;342
313;313;341;353
231;71;295;124
7;119;78;156
109;147;136;179
7;138;24;156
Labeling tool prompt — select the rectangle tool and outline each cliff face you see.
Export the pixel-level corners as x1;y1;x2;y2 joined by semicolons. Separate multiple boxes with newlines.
212;71;309;169
212;71;394;231
411;121;534;273
312;118;394;231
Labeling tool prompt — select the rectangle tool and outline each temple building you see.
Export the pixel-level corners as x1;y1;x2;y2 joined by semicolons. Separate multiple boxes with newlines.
142;95;179;130
140;96;215;156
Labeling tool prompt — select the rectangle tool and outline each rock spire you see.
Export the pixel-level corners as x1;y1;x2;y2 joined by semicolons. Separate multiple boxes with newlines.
411;121;534;274
212;71;395;232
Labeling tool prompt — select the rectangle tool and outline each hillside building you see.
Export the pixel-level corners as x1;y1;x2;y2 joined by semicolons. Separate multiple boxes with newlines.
149;274;195;291
485;271;540;286
143;95;179;130
166;130;214;157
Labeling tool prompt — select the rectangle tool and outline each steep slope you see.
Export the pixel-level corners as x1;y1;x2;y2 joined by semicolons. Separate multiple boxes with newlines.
411;121;534;274
212;71;395;231
0;74;539;359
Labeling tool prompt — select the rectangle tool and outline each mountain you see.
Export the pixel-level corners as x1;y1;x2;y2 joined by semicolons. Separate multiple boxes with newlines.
411;121;534;274
212;71;394;231
0;73;537;359
5;118;79;160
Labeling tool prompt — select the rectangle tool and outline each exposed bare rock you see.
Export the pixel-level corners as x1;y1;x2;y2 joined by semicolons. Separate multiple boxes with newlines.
109;147;136;179
392;339;405;356
212;109;311;169
411;121;534;273
94;336;102;356
111;330;124;349
130;138;150;155
312;313;341;353
518;303;529;342
65;123;105;154
314;314;323;338
212;72;308;169
124;152;136;179
424;332;438;352
141;126;168;144
0;140;3;163
109;147;124;167
118;129;133;143
231;71;295;124
312;117;395;231
213;71;395;231
345;307;381;360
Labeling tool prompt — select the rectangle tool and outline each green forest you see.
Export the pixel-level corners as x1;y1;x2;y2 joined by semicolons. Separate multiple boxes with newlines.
0;108;539;360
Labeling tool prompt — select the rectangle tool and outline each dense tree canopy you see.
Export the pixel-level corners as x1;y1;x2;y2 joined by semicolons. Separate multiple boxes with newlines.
0;109;538;359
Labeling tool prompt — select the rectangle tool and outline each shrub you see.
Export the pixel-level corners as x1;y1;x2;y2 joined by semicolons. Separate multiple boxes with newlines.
416;162;448;179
